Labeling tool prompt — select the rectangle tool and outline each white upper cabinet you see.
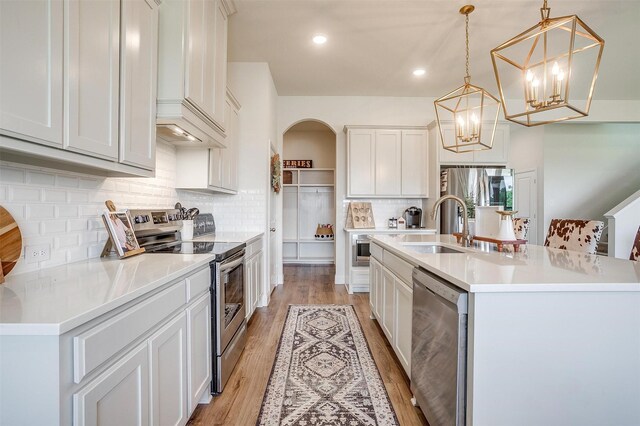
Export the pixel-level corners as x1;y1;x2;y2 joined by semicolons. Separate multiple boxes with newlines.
374;130;402;196
209;95;237;190
119;0;159;170
0;0;160;177
401;130;429;197
65;0;120;160
177;90;239;194
346;126;429;198
434;122;510;165
347;129;376;196
0;0;64;146
157;0;233;147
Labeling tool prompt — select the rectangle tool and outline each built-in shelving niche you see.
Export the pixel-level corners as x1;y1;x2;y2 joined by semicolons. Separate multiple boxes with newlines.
283;168;335;263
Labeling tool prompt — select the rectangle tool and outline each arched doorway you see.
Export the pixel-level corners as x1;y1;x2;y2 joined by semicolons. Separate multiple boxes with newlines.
281;120;337;266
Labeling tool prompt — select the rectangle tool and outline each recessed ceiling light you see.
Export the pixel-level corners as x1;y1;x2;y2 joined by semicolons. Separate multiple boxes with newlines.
313;35;327;45
413;69;426;76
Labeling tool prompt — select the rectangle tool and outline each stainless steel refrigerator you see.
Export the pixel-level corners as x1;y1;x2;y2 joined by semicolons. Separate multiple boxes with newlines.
440;167;514;234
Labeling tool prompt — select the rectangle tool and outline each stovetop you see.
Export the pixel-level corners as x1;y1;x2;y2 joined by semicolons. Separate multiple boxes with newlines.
145;240;245;261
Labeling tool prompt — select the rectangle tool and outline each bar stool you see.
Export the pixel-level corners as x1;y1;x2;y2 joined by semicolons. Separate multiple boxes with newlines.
513;218;530;240
630;226;640;261
544;219;604;254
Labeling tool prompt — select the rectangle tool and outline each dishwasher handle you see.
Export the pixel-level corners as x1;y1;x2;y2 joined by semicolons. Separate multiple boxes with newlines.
412;267;468;314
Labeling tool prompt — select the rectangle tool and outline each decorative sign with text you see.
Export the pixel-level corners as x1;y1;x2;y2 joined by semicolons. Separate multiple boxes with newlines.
283;160;313;168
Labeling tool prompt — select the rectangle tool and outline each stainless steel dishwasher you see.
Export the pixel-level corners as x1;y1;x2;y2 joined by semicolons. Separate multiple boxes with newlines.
411;267;468;426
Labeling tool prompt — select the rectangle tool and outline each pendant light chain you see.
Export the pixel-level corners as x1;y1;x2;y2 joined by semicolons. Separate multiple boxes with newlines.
465;12;470;81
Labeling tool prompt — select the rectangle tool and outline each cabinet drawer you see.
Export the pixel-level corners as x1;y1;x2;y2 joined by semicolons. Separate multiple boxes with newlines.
73;281;186;383
246;237;263;258
370;243;383;262
186;267;210;302
383;250;415;285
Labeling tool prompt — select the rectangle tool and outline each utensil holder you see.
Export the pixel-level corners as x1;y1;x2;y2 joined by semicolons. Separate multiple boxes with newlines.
182;220;194;240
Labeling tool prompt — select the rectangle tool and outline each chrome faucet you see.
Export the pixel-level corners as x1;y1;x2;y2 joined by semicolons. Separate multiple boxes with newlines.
431;195;471;247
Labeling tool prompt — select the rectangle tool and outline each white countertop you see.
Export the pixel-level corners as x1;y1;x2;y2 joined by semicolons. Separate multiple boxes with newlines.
0;253;213;335
344;227;437;234
371;234;640;293
0;232;263;336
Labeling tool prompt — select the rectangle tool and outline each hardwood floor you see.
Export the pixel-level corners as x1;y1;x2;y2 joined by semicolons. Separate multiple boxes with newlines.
187;265;428;425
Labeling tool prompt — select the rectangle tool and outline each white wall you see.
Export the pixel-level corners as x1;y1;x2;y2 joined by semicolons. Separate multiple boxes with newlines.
543;123;640;238
508;122;640;246
227;62;280;293
278;96;437;284
508;125;546;244
605;189;640;259
284;129;336;169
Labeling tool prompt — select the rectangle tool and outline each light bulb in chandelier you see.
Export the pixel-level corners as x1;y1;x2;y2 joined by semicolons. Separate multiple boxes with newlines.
524;61;565;109
455;113;481;143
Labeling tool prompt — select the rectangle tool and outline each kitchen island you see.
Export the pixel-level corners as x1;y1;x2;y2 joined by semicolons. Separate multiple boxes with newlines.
370;234;640;426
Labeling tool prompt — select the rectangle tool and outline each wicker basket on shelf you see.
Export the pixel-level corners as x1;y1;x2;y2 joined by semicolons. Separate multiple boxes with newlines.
315;224;334;240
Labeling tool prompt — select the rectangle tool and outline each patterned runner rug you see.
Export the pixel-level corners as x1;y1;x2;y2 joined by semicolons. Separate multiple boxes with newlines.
257;305;399;425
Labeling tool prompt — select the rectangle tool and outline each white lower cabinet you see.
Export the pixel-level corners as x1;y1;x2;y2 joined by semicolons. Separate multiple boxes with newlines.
369;244;414;377
245;238;264;321
18;266;214;426
149;312;188;426
187;293;212;414
393;278;413;376
381;268;395;341
74;343;150;426
369;257;379;314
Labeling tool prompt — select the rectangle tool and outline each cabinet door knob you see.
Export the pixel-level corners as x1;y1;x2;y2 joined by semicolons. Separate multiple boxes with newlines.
270;228;276;232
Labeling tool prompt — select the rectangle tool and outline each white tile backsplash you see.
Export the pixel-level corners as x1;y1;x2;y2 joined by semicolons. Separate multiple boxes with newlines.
1;141;268;275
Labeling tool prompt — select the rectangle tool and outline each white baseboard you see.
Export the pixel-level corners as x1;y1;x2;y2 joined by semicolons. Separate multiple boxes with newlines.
348;283;370;293
334;274;345;284
198;385;212;404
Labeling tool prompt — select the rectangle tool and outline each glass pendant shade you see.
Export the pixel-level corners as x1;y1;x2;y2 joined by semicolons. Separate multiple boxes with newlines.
490;2;604;126
435;5;502;154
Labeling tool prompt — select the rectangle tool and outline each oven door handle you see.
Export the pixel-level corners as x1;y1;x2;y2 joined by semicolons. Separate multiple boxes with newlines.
220;256;244;272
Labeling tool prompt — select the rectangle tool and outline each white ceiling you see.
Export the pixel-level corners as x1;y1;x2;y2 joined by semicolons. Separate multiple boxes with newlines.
228;0;640;99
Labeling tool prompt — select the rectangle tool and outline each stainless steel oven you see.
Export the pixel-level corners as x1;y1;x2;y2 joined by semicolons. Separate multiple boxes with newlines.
211;248;246;394
352;234;371;267
131;210;248;395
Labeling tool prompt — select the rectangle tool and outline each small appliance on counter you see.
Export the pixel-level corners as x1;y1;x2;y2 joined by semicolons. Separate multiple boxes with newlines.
404;207;423;228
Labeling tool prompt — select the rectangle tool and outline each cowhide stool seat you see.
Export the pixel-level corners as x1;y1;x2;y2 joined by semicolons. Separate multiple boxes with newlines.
513;218;530;240
544;219;604;254
630;227;640;261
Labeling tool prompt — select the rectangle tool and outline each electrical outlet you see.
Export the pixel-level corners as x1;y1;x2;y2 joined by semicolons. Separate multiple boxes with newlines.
25;244;51;264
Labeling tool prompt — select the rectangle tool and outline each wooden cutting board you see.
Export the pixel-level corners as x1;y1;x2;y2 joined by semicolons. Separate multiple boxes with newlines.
0;206;22;282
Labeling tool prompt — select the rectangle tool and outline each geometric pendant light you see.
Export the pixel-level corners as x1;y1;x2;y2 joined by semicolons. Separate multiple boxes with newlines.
435;5;502;153
490;0;604;127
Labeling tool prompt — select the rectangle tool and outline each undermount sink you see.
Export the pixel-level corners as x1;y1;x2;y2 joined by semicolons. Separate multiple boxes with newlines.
401;244;465;254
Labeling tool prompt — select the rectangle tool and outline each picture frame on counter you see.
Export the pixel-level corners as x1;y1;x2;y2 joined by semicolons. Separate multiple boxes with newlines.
102;210;145;258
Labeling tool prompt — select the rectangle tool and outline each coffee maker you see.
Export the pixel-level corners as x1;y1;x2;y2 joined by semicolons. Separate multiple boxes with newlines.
404;206;422;228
